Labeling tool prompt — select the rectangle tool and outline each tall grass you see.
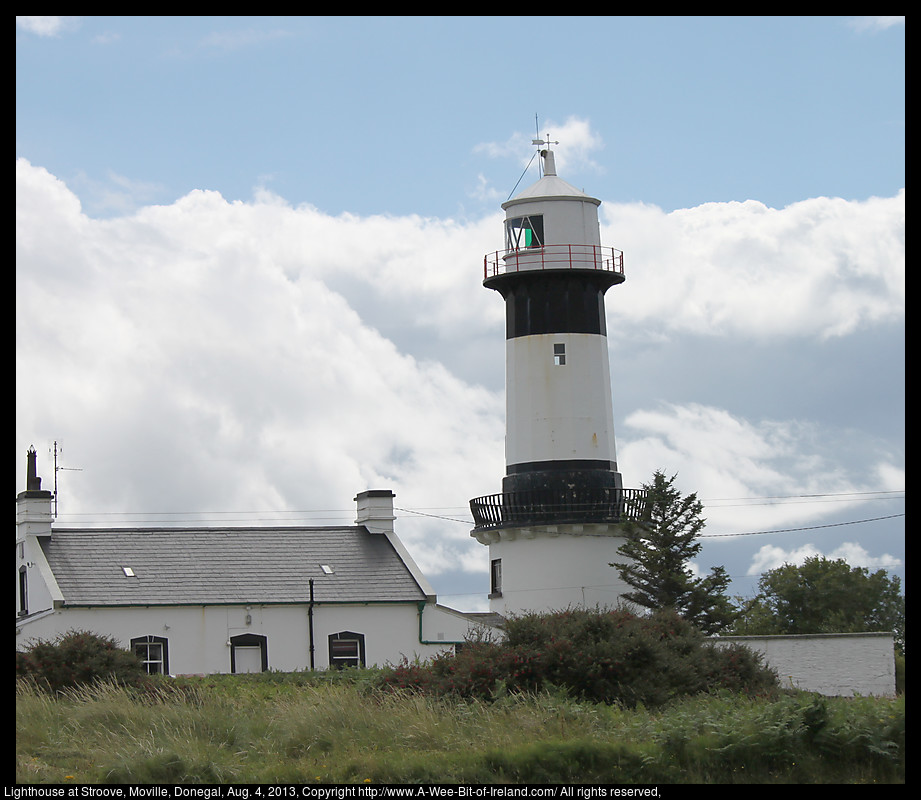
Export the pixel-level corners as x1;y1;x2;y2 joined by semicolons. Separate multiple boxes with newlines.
16;673;904;784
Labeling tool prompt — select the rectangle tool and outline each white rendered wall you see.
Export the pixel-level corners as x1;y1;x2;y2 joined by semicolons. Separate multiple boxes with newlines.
714;632;896;697
16;535;61;619
15;601;465;675
489;528;633;616
506;333;617;466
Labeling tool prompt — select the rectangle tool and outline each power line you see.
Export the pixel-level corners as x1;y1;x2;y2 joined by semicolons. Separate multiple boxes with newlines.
703;493;904;509
701;489;903;502
395;506;470;524
51;505;905;543
53;487;903;522
699;513;905;537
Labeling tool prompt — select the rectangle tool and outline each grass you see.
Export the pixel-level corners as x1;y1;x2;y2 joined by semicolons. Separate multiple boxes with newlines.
16;672;904;785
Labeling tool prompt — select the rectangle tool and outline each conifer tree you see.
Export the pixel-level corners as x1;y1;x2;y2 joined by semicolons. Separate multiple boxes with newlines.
612;470;736;634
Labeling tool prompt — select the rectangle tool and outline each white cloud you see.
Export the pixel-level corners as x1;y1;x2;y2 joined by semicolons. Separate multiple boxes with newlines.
847;16;905;33
474;115;606;196
602;192;904;340
618;402;901;535
16;158;504;577
535;116;606;176
15;158;904;591
874;462;905;492
16;16;75;37
70;169;166;217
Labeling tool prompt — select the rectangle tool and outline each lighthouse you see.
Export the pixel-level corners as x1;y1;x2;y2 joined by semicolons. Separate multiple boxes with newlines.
469;142;648;616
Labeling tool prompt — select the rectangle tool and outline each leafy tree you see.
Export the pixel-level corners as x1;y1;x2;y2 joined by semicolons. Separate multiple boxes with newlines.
732;556;905;653
612;470;736;634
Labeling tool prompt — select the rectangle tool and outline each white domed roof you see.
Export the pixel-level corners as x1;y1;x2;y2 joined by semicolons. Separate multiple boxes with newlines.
503;149;600;209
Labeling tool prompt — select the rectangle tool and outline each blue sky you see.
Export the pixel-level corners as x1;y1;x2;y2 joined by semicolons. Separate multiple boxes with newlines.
17;16;904;611
16;16;904;218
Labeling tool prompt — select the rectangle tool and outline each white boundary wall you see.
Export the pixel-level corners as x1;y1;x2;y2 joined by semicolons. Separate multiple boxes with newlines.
714;631;896;697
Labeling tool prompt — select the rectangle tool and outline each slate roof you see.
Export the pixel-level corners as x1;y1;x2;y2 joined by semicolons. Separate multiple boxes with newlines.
40;526;428;606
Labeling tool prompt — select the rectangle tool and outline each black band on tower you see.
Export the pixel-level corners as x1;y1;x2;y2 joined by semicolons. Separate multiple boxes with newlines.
507;459;618;474
502;463;623;497
485;270;623;339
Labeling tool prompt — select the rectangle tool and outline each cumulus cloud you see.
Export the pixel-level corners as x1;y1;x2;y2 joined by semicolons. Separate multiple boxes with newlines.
618;402;902;535
474;115;606;191
602;192;904;340
15;158;904;590
16;159;504;576
16;16;83;37
847;16;905;33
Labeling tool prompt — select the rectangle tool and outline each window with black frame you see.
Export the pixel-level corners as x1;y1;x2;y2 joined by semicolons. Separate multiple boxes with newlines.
18;566;28;616
130;635;169;675
490;558;503;598
328;631;365;669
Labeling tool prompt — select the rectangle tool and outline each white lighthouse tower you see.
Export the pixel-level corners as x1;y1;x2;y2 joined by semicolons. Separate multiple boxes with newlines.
469;142;648;616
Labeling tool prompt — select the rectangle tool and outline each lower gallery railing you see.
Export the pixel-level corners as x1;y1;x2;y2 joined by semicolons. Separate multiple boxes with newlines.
469;487;649;531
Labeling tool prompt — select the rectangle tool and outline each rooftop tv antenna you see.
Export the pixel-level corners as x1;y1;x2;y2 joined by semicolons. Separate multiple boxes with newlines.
49;440;82;518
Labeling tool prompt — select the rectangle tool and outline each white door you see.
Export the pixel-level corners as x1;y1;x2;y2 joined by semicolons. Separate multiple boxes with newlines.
234;645;263;673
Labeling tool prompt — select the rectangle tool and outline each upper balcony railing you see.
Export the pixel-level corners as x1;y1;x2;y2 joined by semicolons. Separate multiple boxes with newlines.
484;244;624;281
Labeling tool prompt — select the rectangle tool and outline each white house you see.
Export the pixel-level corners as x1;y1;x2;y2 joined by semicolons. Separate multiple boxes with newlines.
16;449;485;675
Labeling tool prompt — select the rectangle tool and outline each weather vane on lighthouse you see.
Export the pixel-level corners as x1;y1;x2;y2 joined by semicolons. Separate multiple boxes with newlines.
532;132;559;177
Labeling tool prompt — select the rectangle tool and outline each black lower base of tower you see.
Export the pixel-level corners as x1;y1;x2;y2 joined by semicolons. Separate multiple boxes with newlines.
502;461;622;495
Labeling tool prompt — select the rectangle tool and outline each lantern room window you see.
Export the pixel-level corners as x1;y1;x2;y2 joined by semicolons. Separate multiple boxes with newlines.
506;215;544;250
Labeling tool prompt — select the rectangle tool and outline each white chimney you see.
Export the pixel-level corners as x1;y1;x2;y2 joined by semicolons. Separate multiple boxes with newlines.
355;488;435;599
354;489;396;535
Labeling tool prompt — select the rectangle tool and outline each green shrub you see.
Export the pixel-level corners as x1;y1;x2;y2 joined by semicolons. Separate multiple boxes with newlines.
378;608;779;707
16;630;148;695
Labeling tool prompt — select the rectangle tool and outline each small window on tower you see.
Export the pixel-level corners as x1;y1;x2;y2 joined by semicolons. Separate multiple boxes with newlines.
490;558;502;598
553;343;566;366
19;566;28;616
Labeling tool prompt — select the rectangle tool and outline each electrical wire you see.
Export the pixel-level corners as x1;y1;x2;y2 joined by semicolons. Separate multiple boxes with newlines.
51;490;904;536
698;513;905;537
